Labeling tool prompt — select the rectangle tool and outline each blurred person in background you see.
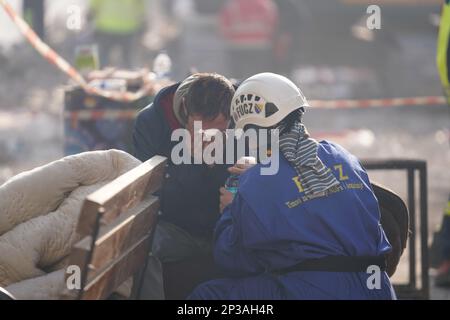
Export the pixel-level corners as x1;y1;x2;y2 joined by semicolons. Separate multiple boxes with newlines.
194;0;223;15
23;0;45;40
435;0;450;287
219;0;279;80
272;0;303;77
89;0;146;68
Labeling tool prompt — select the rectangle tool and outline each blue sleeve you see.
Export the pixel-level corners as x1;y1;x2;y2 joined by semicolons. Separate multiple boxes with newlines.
132;104;163;162
213;193;267;276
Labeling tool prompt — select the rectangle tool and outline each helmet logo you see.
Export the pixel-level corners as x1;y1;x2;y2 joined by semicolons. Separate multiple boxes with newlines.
254;103;263;114
232;94;266;123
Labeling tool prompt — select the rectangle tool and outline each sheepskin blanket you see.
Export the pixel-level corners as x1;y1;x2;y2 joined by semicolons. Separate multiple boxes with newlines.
0;150;141;299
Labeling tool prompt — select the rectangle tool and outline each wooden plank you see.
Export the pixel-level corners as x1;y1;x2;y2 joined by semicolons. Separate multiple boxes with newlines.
76;156;167;235
63;155;167;299
80;235;151;300
63;198;100;297
62;233;94;299
75;199;101;237
72;195;159;277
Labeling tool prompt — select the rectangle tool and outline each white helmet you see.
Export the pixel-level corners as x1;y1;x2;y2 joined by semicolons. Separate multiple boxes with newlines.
231;73;309;130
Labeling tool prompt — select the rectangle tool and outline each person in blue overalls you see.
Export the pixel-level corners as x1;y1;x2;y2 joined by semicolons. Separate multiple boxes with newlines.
189;73;396;300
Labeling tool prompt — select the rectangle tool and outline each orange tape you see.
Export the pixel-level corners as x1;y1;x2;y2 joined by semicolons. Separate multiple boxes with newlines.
0;0;149;102
309;96;446;109
1;1;446;109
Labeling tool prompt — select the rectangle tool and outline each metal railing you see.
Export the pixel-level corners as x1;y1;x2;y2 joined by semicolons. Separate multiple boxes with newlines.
362;159;429;300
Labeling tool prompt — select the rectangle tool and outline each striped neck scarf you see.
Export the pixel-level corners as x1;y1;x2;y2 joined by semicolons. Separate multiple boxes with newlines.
277;119;340;198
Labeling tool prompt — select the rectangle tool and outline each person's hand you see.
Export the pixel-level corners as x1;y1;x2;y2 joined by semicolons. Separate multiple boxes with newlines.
220;187;234;213
228;156;257;175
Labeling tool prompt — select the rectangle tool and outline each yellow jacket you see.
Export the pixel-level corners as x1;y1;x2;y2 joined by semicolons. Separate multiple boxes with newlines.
90;0;146;34
437;0;450;103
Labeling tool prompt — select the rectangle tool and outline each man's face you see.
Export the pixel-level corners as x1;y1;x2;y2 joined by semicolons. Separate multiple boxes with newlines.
185;113;230;161
186;113;230;134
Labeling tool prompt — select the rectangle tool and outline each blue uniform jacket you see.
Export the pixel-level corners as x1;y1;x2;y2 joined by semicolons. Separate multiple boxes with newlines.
190;141;396;299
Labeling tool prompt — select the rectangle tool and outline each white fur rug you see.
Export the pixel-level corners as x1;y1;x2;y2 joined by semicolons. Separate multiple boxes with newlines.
0;150;140;299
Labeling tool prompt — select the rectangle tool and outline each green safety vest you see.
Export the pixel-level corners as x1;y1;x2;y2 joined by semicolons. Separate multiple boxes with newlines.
437;0;450;103
90;0;145;34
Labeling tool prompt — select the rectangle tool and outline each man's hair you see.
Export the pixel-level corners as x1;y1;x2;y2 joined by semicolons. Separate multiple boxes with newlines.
184;73;235;120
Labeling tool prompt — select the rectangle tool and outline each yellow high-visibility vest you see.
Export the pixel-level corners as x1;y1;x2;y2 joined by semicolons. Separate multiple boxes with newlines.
445;198;450;216
437;0;450;103
90;0;146;34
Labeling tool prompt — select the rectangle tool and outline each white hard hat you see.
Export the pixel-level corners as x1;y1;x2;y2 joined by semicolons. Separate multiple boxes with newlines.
231;73;309;130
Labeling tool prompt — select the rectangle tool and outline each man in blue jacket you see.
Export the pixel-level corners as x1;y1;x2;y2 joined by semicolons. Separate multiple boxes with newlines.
190;73;396;299
133;73;235;298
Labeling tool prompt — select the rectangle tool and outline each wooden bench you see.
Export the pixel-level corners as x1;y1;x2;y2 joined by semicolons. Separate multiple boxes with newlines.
61;155;167;300
0;287;15;300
